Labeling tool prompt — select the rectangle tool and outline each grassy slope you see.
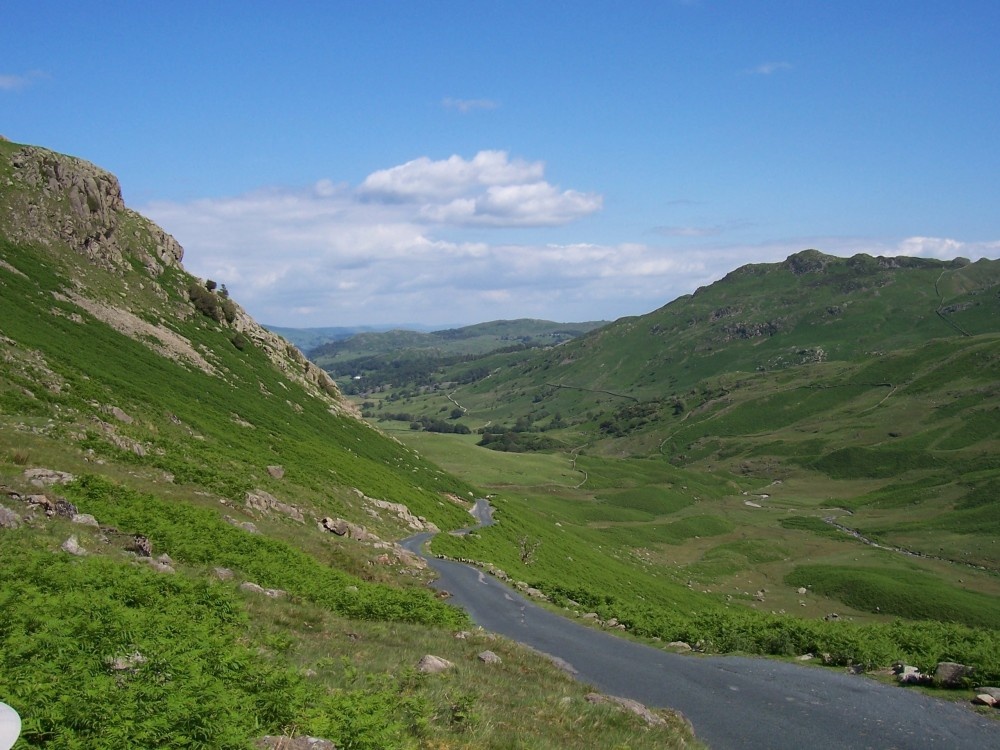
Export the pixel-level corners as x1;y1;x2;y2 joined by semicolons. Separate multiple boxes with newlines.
0;143;697;749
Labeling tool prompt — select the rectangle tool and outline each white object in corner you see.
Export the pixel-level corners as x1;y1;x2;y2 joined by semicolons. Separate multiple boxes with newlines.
0;702;20;750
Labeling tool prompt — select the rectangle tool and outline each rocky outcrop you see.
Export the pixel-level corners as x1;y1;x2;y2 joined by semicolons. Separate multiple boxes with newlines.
2;146;183;275
357;489;438;532
245;490;304;523
1;143;351;415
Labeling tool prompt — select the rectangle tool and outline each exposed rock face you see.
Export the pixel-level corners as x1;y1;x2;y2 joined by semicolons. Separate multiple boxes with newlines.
3;146;183;274
1;143;351;414
23;467;75;486
245;490;304;523
355;489;438;532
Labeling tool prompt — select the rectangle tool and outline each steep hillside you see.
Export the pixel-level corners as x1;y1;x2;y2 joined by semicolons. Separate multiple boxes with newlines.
0;140;695;749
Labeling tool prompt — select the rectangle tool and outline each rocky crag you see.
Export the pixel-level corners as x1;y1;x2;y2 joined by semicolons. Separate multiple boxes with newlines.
0;140;349;413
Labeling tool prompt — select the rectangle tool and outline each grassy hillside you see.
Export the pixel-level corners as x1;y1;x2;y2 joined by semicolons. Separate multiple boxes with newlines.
0;140;696;749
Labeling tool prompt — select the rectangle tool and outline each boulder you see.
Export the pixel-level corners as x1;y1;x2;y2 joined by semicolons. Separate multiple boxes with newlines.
266;465;285;479
976;686;1000;701
213;567;234;581
667;641;692;652
72;513;99;527
416;655;454;674
934;662;974;688
585;692;666;727
973;694;998;708
477;650;502;665
0;504;21;529
61;535;86;556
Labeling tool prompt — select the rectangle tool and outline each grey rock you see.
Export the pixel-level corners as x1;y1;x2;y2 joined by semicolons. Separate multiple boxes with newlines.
935;661;974;688
110;406;134;424
61;535;86;556
416;655;454;674
240;581;287;598
0;504;21;529
585;692;667;727
245;489;304;523
477;650;502;665
23;467;75;486
266;465;285;479
213;567;234;580
72;513;99;527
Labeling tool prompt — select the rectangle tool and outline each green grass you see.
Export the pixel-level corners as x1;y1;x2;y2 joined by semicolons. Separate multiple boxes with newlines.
785;564;1000;629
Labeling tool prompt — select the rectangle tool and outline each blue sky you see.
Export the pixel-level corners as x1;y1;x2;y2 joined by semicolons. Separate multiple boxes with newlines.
4;1;999;327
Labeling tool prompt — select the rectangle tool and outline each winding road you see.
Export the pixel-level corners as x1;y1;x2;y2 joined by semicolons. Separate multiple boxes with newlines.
402;502;998;749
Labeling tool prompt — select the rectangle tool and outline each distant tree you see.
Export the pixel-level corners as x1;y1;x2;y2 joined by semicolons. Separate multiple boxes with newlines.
450;407;464;420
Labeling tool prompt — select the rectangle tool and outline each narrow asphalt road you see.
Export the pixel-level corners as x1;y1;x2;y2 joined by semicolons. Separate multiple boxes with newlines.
402;525;998;749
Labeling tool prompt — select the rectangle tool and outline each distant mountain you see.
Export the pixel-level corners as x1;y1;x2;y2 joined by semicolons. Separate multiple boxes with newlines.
265;323;444;351
310;317;608;393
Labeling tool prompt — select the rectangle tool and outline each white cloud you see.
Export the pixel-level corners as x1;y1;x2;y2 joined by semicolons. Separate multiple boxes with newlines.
142;154;997;328
896;236;1000;260
359;150;544;202
0;70;46;91
442;97;499;113
745;61;792;76
422;183;603;227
